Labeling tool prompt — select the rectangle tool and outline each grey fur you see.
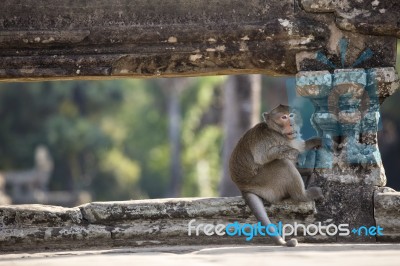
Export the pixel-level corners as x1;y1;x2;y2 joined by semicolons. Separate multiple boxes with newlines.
230;105;323;247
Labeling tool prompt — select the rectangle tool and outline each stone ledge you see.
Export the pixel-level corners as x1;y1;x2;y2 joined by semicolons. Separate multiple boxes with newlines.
0;197;318;252
374;187;400;242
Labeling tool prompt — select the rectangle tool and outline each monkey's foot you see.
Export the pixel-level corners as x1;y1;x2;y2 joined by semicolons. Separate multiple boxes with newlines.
307;187;324;201
285;238;298;247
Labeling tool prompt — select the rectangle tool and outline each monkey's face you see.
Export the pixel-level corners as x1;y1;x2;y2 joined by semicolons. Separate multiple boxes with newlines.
263;105;302;140
276;112;299;140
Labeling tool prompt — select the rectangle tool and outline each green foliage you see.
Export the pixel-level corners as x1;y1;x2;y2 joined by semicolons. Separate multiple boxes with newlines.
104;79;170;199
181;76;225;197
0;76;225;201
0;80;124;195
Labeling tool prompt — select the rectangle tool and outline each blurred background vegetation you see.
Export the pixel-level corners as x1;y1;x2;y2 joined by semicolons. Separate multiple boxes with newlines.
0;42;399;206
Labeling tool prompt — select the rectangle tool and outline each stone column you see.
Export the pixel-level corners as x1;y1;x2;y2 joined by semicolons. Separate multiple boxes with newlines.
296;67;399;241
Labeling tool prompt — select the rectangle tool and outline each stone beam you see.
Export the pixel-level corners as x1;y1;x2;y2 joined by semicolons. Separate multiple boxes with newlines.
301;0;400;38
0;0;396;82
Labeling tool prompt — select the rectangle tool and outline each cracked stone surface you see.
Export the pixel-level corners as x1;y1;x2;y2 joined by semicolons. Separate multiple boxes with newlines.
301;0;400;38
0;197;319;252
374;187;400;242
0;0;396;81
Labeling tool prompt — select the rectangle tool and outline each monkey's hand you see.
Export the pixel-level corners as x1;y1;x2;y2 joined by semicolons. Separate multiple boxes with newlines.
307;187;324;201
305;137;336;151
322;138;336;151
304;137;322;150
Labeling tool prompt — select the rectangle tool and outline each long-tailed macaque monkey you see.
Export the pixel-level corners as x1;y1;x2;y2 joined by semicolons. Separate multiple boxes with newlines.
229;104;324;247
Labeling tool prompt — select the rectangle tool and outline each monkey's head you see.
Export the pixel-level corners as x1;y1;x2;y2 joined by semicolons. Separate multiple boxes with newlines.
262;104;302;140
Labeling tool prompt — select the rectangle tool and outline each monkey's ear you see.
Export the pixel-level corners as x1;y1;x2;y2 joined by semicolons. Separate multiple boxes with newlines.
262;112;269;121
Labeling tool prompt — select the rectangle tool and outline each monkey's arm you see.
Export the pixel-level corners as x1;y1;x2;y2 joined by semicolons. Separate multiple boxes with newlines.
252;144;298;165
304;137;321;150
305;137;336;151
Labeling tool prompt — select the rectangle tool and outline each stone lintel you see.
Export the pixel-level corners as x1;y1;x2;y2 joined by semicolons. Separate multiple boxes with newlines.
0;0;396;81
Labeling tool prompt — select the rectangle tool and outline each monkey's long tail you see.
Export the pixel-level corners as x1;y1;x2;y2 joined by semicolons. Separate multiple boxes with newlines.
242;192;298;247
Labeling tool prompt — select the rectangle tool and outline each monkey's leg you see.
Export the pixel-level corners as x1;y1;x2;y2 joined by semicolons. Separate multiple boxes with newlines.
297;168;313;187
297;149;317;188
242;192;298;247
282;160;323;202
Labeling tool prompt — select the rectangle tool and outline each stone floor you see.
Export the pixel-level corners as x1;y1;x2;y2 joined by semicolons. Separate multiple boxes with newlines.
1;244;400;266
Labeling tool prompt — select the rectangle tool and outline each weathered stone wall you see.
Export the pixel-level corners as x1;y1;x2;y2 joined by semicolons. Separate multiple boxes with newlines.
0;198;319;252
0;0;396;81
301;0;400;38
295;67;399;241
374;187;400;242
0;0;400;253
1;190;400;253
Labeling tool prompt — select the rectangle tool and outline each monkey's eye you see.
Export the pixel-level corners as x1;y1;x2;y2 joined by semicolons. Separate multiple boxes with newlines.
281;115;288;120
289;113;294;118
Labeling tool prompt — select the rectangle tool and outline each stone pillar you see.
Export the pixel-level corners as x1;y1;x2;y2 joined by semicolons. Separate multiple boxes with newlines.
296;67;399;241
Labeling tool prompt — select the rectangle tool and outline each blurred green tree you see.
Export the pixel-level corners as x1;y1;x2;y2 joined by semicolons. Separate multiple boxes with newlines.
0;76;226;202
